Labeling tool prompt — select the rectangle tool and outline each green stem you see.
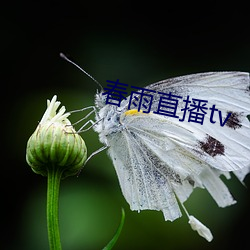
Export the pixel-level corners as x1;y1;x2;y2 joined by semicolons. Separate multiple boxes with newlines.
47;165;63;250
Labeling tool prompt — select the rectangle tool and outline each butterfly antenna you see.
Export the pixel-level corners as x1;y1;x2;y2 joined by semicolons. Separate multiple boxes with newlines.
60;53;103;91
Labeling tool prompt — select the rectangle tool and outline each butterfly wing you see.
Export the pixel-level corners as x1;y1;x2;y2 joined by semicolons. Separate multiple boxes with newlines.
129;72;250;173
105;72;250;221
107;122;182;221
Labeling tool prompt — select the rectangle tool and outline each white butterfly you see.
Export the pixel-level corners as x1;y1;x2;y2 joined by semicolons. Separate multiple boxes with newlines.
90;72;250;241
61;53;250;242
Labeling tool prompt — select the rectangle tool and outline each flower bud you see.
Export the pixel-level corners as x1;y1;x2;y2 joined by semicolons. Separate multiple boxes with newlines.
26;95;87;178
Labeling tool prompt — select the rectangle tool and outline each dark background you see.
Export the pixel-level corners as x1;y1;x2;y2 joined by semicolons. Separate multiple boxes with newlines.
2;1;250;250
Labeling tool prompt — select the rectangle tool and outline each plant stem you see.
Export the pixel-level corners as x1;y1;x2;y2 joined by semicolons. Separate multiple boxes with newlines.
47;165;63;250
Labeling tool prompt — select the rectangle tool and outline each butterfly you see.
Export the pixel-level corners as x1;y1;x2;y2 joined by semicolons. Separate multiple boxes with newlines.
91;71;250;241
61;55;250;241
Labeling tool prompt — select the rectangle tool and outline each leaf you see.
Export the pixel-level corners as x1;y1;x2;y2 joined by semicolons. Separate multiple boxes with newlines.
102;208;125;250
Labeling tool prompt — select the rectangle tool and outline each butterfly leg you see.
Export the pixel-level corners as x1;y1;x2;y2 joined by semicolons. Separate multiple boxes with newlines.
68;106;102;132
85;145;108;165
76;119;97;132
70;106;97;126
77;145;108;176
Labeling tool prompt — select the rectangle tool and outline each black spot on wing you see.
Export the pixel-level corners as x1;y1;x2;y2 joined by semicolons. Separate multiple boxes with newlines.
186;177;195;186
199;135;225;157
247;84;250;94
225;111;242;129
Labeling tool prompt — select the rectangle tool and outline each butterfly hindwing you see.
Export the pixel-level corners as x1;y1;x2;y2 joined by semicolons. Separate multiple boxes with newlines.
107;124;182;221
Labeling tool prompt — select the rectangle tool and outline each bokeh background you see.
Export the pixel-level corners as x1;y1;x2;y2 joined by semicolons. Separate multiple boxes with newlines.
2;1;250;250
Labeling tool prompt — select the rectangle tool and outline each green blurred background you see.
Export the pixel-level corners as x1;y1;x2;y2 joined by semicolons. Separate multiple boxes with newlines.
2;1;250;250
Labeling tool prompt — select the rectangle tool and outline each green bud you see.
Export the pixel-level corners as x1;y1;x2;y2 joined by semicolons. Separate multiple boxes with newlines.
26;95;87;178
